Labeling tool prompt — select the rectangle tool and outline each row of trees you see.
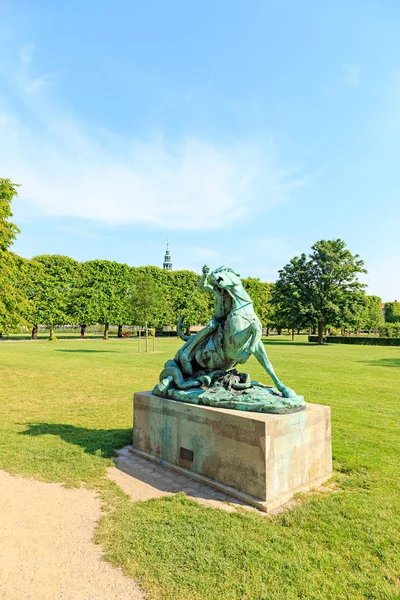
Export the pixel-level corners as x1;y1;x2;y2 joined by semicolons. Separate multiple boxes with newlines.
0;180;275;338
0;178;385;345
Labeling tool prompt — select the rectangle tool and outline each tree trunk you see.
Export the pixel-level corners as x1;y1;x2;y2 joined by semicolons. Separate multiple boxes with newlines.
277;327;282;335
291;329;295;341
317;320;324;345
80;324;87;339
31;325;38;340
297;329;301;335
145;321;149;353
266;326;270;337
117;324;123;338
49;326;55;340
103;322;109;339
311;326;316;335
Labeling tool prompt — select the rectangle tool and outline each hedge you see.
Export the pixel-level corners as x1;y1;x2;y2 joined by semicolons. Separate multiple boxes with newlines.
377;324;400;337
308;335;400;346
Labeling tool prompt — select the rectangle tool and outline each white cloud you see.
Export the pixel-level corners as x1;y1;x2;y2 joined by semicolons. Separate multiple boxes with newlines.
342;63;361;87
0;112;304;230
0;45;305;232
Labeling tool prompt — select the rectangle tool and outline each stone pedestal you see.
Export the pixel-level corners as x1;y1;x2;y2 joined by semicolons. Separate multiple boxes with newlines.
132;391;332;512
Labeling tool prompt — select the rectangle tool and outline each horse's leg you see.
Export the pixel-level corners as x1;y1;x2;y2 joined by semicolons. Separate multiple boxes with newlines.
252;340;297;398
231;322;260;364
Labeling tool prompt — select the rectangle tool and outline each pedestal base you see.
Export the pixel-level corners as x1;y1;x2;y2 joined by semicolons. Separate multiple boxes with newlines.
132;391;332;512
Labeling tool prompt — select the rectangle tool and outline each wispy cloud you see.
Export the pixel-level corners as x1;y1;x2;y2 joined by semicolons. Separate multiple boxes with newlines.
15;42;55;95
172;245;220;271
60;226;98;239
0;46;305;232
342;63;361;87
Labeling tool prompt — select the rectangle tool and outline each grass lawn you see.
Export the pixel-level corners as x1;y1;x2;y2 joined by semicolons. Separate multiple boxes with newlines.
0;337;399;599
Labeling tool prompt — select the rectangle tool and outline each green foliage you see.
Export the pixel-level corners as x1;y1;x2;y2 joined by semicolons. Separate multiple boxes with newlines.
74;260;132;330
28;255;79;330
0;178;31;332
242;278;274;327
361;295;384;330
168;269;212;328
69;261;103;328
130;268;165;328
274;239;367;343
377;324;400;338
0;252;31;331
0;178;20;251
384;301;400;323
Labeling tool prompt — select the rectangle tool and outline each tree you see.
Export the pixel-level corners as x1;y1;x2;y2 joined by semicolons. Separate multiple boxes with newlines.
362;295;384;331
0;178;30;334
168;269;213;332
0;252;31;333
77;260;131;339
274;239;367;344
0;178;20;251
132;266;175;328
384;301;400;324
242;278;274;334
130;270;164;351
29;255;79;339
68;261;99;338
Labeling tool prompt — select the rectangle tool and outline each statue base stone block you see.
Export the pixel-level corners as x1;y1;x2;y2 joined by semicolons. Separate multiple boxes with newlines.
132;391;332;512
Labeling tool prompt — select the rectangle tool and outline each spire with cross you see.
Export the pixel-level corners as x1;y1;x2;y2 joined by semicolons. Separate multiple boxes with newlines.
163;239;172;270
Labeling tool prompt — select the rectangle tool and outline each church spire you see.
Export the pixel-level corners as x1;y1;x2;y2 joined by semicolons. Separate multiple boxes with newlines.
163;240;172;271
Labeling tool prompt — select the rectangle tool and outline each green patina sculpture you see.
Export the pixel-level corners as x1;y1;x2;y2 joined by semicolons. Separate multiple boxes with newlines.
153;265;305;413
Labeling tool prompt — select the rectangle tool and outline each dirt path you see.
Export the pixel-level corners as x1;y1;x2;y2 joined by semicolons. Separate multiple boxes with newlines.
0;470;145;600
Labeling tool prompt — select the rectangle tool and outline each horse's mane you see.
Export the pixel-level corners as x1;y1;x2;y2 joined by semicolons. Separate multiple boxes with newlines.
212;266;252;304
213;266;241;277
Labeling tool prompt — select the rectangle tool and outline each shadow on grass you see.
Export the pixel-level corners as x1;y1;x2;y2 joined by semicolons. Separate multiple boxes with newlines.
20;423;132;457
262;339;311;347
361;358;400;368
55;349;119;353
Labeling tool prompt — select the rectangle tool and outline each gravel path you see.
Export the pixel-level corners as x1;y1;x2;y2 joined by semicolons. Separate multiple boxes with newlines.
0;470;145;600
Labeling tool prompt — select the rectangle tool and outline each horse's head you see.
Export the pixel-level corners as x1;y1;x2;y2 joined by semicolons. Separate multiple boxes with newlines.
209;266;242;290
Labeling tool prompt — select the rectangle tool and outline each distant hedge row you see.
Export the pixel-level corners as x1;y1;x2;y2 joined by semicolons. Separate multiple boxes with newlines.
377;324;400;337
308;335;400;346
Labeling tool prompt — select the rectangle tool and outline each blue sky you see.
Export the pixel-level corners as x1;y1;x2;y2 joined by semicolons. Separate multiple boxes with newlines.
1;0;400;300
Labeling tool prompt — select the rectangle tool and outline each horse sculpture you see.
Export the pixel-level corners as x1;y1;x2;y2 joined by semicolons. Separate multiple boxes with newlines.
153;265;304;413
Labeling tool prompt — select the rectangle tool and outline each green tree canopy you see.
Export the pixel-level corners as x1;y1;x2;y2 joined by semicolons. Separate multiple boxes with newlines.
77;260;132;338
0;178;30;333
242;278;274;330
362;295;384;331
274;239;367;344
168;269;213;329
28;255;79;339
384;301;400;323
0;178;20;251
